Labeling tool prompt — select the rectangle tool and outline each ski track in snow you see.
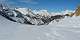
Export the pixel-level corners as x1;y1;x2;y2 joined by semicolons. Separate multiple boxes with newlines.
0;16;80;40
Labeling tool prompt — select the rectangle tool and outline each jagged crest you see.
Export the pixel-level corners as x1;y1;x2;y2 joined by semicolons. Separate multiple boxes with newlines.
74;5;80;16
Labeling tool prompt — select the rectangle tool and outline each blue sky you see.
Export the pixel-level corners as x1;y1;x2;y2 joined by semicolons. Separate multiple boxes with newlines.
0;0;80;12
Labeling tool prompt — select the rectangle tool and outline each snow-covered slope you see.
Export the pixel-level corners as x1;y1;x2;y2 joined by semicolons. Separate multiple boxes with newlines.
0;15;80;40
1;6;61;25
0;4;80;40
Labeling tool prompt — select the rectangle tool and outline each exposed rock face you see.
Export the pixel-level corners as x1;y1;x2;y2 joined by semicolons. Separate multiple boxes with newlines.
64;6;80;17
74;6;80;16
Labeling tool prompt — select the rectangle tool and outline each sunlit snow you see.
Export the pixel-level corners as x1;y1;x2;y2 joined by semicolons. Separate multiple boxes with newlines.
0;9;80;40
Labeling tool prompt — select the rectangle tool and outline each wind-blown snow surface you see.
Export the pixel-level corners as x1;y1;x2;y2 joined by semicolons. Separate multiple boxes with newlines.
0;15;80;40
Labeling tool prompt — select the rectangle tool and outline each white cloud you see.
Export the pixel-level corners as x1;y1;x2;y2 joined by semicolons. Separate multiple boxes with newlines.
32;9;75;16
0;0;38;4
0;0;6;3
51;10;75;15
19;0;38;4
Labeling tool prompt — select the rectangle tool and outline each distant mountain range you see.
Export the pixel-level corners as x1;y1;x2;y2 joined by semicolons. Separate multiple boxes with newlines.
0;4;67;25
